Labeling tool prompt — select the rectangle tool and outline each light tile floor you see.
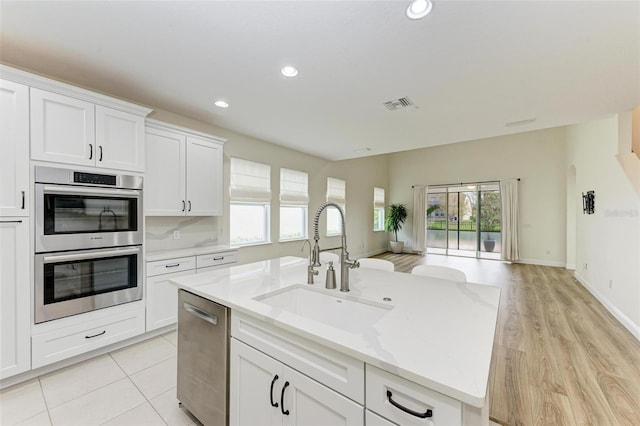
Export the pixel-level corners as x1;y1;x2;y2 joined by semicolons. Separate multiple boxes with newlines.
0;331;202;426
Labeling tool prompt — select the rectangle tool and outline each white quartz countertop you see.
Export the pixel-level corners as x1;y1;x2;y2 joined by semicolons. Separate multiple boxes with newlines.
169;256;500;408
145;245;235;262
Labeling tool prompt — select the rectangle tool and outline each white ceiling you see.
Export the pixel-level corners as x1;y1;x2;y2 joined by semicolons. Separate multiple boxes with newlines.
1;1;639;161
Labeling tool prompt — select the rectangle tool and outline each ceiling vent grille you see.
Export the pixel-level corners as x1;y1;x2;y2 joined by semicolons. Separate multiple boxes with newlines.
384;97;414;111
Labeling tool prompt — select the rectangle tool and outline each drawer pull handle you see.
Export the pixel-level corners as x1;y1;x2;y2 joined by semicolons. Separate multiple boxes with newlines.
85;330;106;339
281;381;290;415
213;256;224;261
165;263;180;268
89;143;93;160
99;145;103;161
182;200;185;211
188;200;192;212
269;374;279;408
21;191;25;209
386;390;433;419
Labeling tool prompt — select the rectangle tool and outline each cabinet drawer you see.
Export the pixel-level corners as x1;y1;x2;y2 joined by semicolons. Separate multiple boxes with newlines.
32;306;145;369
366;365;462;426
196;251;237;269
146;256;195;277
232;311;364;404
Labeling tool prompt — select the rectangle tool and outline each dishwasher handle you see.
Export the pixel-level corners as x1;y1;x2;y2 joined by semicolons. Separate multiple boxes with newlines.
183;302;218;325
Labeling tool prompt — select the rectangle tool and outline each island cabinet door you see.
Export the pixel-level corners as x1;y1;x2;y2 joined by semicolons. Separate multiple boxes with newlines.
230;338;282;426
282;366;363;426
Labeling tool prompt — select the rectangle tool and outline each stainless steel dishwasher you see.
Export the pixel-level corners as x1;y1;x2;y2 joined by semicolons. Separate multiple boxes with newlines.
177;289;229;426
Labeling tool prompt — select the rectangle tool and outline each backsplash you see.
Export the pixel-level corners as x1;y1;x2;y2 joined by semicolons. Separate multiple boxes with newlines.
145;216;220;252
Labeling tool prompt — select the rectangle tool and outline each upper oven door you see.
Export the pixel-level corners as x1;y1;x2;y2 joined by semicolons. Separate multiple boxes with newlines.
35;183;143;253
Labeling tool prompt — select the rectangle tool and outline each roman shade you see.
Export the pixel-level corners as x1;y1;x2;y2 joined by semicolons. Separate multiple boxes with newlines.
229;157;271;203
326;177;346;205
374;187;385;209
280;168;309;206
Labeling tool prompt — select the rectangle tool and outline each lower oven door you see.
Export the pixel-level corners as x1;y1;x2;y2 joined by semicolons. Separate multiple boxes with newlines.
35;245;143;324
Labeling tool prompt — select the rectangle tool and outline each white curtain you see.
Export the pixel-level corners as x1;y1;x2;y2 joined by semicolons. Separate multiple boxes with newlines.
412;186;427;253
500;179;519;261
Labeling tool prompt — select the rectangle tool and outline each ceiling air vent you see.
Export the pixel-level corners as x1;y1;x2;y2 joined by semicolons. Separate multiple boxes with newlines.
384;97;414;111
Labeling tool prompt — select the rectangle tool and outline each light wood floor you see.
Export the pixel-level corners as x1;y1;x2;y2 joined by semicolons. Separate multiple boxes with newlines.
373;252;640;426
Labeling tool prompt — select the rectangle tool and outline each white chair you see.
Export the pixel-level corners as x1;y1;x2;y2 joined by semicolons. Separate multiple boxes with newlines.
319;252;340;264
357;258;395;272
411;265;467;282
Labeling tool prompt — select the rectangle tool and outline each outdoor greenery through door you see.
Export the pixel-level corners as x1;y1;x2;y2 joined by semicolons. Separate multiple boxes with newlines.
426;183;502;259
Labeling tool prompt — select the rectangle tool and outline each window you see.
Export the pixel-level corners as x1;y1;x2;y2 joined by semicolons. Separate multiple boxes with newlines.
280;168;308;241
229;157;271;246
373;187;385;231
326;177;346;236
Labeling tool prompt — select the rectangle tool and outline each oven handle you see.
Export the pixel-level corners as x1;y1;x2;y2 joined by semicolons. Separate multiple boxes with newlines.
42;247;140;263
42;185;140;198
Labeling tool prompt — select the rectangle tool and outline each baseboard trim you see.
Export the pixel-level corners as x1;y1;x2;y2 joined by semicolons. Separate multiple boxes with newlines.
573;272;640;342
565;263;576;270
515;258;566;268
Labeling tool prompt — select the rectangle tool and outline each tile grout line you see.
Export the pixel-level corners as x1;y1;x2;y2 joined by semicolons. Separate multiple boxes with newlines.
36;378;54;426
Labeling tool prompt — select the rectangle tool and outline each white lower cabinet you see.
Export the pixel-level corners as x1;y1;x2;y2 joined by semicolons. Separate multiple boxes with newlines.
365;410;396;426
230;339;363;426
0;218;30;379
31;301;145;369
145;250;237;331
366;365;462;426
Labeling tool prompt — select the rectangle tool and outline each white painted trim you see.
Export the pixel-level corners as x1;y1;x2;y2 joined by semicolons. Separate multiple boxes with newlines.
574;272;640;342
146;118;227;144
0;64;152;116
515;258;566;268
565;263;576;270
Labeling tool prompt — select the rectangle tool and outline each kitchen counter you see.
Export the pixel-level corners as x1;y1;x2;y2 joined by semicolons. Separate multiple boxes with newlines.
170;256;500;408
145;244;234;262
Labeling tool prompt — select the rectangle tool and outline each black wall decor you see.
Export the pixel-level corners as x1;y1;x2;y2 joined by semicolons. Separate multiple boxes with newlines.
582;190;595;214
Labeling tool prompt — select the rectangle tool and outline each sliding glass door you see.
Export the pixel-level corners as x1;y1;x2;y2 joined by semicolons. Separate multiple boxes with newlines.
426;183;501;259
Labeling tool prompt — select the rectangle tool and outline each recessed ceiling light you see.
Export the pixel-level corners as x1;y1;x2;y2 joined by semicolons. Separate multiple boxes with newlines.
406;0;433;20
281;66;299;77
214;100;229;108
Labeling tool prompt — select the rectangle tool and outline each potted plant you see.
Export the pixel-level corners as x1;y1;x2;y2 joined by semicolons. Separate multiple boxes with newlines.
386;203;408;254
481;192;501;252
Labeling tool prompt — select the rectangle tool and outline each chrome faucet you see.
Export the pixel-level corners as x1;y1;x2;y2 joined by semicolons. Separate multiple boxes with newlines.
312;203;359;292
301;239;318;284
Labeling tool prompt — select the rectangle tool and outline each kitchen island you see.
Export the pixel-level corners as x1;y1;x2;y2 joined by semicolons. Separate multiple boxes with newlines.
170;256;500;425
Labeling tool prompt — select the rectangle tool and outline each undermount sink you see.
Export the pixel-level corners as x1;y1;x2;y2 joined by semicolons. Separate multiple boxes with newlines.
254;285;393;333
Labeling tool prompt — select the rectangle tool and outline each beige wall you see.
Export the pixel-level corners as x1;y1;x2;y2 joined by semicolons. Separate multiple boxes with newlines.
387;127;568;266
148;109;390;264
566;114;640;335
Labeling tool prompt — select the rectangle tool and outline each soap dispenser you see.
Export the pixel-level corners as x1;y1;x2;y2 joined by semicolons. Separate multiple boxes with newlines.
325;261;337;289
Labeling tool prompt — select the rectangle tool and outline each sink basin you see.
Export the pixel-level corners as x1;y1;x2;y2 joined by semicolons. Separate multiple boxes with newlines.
254;285;392;333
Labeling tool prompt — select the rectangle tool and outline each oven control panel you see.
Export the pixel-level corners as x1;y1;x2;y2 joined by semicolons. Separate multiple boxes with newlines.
73;172;117;186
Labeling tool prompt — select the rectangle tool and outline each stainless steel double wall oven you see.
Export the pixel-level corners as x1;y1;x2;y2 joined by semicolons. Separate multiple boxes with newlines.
34;166;143;323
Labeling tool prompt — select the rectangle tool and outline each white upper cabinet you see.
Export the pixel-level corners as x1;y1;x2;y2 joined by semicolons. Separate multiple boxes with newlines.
186;136;223;216
31;88;146;172
145;120;225;217
30;88;96;167
95;106;145;172
145;127;186;215
0;80;30;216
